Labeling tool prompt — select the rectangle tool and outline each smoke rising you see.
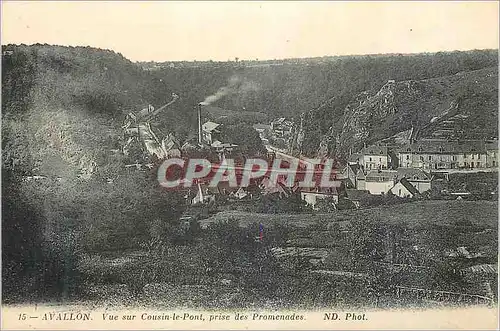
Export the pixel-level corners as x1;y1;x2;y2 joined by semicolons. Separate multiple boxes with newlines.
199;75;260;106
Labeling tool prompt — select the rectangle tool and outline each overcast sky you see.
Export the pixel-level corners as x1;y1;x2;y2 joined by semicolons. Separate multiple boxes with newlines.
2;1;498;62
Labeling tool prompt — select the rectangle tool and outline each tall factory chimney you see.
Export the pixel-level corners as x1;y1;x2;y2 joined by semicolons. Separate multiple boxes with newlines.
197;103;202;145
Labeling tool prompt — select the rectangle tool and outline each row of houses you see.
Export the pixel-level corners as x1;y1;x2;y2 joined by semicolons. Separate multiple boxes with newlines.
191;130;498;209
294;166;431;209
335;164;431;198
350;139;498;171
188;163;432;210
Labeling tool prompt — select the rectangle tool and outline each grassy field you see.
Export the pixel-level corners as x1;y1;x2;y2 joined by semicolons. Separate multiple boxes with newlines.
200;200;498;229
67;199;498;309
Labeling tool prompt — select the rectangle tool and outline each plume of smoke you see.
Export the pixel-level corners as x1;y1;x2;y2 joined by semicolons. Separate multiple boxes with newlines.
199;86;232;106
200;75;260;106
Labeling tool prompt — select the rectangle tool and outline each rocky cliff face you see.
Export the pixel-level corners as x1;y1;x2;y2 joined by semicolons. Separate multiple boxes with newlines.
305;66;498;160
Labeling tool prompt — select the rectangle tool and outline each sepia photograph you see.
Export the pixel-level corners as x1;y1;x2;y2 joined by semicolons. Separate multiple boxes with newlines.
1;1;499;330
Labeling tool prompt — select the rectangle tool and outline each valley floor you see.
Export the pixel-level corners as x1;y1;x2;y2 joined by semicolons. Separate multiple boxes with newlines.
11;199;493;309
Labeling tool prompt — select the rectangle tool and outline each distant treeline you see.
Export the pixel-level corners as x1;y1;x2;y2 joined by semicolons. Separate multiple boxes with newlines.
150;49;498;117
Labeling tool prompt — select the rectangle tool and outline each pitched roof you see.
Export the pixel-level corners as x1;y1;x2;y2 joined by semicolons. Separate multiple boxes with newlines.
398;178;420;196
211;141;238;148
348;153;362;162
348;163;363;175
202;121;221;132
399;139;489;154
362;145;388;155
161;133;181;150
202;181;240;195
365;170;397;182
261;181;291;196
396;168;431;181
364;168;431;182
301;186;339;196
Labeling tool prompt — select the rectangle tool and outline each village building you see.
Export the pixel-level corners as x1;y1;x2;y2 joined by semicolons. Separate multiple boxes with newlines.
253;123;272;144
300;186;339;210
360;168;432;195
395;167;432;193
191;180;256;205
389;178;420;198
347;153;363;165
192;183;217;205
485;141;498;168
211;141;238;155
363;170;397;195
356;170;366;190
161;133;182;158
260;181;292;199
270;117;293;138
201;121;222;145
339;163;363;189
253;123;272;135
397;139;498;170
360;145;391;170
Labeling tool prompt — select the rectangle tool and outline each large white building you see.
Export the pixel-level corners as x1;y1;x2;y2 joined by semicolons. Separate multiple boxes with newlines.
397;139;498;170
359;168;432;195
359;145;392;170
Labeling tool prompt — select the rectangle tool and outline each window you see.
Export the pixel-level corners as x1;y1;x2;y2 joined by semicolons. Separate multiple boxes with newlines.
452;155;456;161
428;155;432;161
418;147;423;152
477;162;481;168
439;147;444;152
369;157;372;162
420;156;424;161
406;148;411;152
379;158;382;163
471;154;474;159
406;155;410;160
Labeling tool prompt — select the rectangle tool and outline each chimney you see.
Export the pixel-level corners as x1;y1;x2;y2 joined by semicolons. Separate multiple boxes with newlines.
197;103;202;145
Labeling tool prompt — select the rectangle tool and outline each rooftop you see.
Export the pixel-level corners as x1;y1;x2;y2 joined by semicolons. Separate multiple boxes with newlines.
365;170;397;182
364;168;431;182
253;123;272;131
398;139;497;154
398;178;420;196
362;145;388;155
396;168;431;181
202;121;221;132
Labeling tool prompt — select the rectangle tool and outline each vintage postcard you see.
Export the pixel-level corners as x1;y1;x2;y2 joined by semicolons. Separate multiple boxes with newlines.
1;1;499;330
